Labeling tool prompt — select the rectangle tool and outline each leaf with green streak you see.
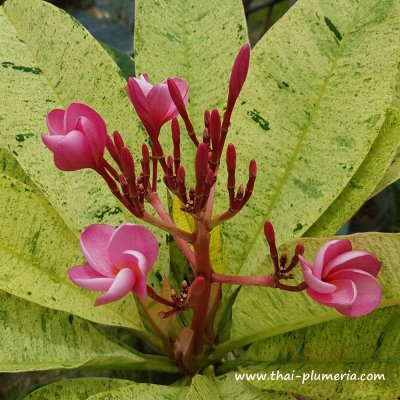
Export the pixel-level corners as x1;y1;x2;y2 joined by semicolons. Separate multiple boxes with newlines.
241;307;400;398
220;0;400;349
0;173;144;332
87;383;185;400
240;308;400;398
99;41;135;80
135;0;248;172
0;291;176;372
185;374;220;399
216;233;400;354
370;147;400;197
24;378;134;400
221;0;400;282
244;306;400;364
0;148;36;188
0;0;169;291
306;108;400;237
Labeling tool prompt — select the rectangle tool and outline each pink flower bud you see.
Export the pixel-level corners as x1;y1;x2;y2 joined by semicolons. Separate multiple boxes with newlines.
226;143;236;173
249;159;257;180
195;143;209;183
171;118;180;144
210;109;221;151
127;74;189;139
228;44;250;106
177;165;186;183
42;102;107;171
113;131;125;154
263;220;275;245
68;223;159;305
299;239;382;317
120;147;135;182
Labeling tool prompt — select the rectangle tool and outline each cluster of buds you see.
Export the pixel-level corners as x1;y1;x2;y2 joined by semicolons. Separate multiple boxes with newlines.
41;42;383;372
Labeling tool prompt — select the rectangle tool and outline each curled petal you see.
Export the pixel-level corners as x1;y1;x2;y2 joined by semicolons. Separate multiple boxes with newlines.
313;239;352;279
46;109;66;135
80;224;115;276
329;269;383;317
323;251;381;279
76;116;107;165
41;134;64;152
108;223;159;270
64;102;107;135
146;83;175;128
49;130;95;171
299;255;336;294
95;268;136;306
307;279;357;307
68;265;114;291
134;75;153;96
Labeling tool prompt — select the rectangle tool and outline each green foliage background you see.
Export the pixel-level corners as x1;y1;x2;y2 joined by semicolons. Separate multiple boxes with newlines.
0;0;399;398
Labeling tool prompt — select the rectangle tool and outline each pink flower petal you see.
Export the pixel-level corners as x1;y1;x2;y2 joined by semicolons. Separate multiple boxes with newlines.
299;255;336;294
95;268;136;306
135;75;153;97
163;77;189;118
76;116;107;165
126;78;155;135
323;251;381;279
51;130;96;171
122;250;148;275
329;269;383;317
46;109;66;135
68;264;114;291
313;239;352;279
80;224;115;276
108;223;159;270
119;250;149;299
307;279;357;307
41;134;64;152
64;102;107;135
146;83;174;128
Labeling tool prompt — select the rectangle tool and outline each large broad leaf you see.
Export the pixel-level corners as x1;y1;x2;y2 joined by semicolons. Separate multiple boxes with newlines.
0;0;169;291
215;233;400;354
24;378;134;400
222;0;400;278
0;173;144;332
306;108;400;237
0;291;175;372
240;306;400;399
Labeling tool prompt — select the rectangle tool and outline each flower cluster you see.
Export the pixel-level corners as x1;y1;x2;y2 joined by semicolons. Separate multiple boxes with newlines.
42;43;383;368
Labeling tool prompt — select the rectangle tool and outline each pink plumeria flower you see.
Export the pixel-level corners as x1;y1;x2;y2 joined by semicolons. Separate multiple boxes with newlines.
126;74;189;139
42;102;108;171
68;223;159;306
299;239;382;317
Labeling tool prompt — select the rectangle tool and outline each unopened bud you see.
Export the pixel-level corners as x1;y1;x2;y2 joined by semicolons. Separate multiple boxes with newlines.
226;143;236;173
120;147;135;181
295;243;305;255
171;118;180;144
264;220;276;245
113;130;125;153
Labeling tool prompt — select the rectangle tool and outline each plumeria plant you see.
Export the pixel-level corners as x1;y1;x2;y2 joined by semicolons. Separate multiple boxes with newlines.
1;0;400;398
